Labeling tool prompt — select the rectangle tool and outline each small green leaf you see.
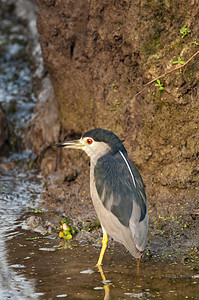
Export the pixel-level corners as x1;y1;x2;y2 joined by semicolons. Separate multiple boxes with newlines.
180;25;191;38
63;230;71;236
189;41;199;46
71;229;76;235
64;234;72;240
172;57;185;65
155;79;164;91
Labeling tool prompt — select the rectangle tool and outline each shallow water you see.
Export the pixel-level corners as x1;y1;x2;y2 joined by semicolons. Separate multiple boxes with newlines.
0;2;199;300
0;164;43;299
4;224;199;300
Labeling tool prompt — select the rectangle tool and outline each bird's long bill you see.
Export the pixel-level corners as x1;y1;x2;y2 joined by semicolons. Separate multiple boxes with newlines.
56;139;83;149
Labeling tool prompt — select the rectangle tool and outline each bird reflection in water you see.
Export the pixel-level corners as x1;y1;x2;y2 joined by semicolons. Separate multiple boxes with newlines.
96;261;142;300
97;265;111;300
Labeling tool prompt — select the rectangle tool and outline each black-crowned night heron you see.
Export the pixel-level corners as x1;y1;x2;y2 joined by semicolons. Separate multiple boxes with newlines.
56;128;148;268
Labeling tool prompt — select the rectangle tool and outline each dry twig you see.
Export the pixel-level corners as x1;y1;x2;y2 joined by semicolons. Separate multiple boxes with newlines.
135;50;199;97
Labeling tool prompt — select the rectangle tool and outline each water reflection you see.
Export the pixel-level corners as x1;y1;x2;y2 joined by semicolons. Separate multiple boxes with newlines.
97;265;111;300
97;262;149;300
0;164;42;298
0;232;38;299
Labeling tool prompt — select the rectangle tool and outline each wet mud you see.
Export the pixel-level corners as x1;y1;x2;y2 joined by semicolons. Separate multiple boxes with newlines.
5;218;199;300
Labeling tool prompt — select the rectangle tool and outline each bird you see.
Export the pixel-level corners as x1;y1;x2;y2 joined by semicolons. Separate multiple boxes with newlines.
56;128;148;269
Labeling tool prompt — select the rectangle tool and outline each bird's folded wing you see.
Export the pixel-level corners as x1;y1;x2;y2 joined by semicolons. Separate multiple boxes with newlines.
94;151;147;228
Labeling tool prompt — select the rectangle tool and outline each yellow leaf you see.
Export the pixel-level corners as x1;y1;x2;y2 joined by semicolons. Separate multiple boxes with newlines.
59;231;64;238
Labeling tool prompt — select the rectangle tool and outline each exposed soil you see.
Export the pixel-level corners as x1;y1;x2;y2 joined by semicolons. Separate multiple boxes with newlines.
27;0;199;245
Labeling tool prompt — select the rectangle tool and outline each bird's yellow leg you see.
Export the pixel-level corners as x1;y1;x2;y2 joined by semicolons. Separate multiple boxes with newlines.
96;226;108;266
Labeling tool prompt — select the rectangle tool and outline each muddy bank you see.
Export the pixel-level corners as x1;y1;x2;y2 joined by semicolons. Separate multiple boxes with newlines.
33;0;199;222
27;0;198;242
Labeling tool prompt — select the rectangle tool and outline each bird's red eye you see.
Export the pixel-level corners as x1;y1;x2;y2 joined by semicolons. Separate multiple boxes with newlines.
87;138;93;145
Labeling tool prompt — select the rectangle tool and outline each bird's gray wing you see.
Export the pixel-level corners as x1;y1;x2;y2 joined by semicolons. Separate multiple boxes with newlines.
94;150;147;228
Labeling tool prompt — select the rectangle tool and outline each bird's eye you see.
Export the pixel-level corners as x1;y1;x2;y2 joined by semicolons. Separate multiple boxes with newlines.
86;138;93;145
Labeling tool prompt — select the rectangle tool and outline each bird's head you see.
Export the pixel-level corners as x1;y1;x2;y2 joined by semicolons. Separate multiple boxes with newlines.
56;128;126;159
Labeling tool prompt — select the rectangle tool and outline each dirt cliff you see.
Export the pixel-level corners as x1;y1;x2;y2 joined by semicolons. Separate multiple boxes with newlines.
31;0;199;224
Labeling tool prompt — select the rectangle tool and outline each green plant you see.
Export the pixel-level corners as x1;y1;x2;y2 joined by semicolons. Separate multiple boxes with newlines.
112;83;118;92
155;79;164;91
110;99;120;111
136;50;199;97
189;41;199;46
172;57;185;65
58;216;78;240
180;25;191;38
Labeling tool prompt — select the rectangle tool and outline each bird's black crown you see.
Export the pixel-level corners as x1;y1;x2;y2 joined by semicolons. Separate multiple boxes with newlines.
83;128;126;153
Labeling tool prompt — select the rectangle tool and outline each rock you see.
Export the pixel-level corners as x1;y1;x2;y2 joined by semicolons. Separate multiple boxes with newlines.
12;0;60;173
27;76;60;156
26;75;60;174
25;214;58;234
26;215;44;228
